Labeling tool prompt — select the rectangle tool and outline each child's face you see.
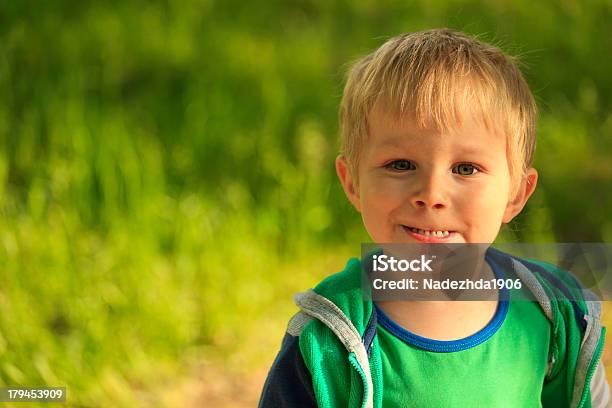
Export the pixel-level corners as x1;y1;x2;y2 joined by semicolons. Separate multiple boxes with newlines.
336;107;538;244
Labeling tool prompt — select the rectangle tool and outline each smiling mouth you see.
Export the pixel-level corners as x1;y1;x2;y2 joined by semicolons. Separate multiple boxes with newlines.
403;225;453;238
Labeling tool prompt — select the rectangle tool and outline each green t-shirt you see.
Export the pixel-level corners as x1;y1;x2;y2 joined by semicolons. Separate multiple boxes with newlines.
377;259;551;407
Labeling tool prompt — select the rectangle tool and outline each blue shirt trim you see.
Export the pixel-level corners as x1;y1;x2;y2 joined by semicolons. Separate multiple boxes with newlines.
374;251;509;353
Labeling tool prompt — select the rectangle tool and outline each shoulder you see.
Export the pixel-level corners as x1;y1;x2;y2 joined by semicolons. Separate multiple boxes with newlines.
290;256;376;346
291;257;377;380
311;257;362;299
487;247;597;357
489;248;608;406
488;247;595;309
258;257;364;408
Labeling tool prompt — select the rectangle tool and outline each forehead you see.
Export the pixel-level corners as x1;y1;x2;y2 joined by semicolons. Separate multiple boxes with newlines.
366;106;505;155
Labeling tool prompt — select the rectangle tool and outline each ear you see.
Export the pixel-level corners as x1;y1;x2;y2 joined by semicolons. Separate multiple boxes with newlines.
502;168;538;223
335;155;362;212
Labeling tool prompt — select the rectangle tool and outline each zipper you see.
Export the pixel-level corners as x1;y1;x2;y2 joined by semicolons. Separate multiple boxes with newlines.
348;352;369;408
577;327;606;408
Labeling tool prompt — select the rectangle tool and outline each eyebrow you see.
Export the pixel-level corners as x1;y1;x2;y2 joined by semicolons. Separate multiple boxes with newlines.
451;146;491;156
373;136;494;157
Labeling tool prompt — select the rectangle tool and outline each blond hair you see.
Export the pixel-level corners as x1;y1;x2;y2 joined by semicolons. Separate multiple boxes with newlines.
339;28;536;192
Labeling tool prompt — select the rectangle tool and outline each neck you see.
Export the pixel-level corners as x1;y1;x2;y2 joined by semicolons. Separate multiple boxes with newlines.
376;260;501;341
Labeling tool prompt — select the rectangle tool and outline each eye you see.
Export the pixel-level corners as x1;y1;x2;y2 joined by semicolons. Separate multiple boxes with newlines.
386;160;416;171
452;163;479;175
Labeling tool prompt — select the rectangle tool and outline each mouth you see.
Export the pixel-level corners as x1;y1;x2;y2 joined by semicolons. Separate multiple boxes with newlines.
402;225;457;242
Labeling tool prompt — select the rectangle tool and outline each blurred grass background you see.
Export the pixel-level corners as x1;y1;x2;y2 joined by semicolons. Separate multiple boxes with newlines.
0;0;610;406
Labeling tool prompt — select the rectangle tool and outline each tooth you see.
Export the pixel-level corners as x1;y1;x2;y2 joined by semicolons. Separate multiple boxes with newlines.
408;228;454;237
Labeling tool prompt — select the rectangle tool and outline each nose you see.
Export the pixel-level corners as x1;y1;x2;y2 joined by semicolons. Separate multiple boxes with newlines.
410;171;448;210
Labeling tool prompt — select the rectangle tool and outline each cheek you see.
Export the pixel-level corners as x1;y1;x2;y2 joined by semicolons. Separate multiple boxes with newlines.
361;179;407;213
359;179;407;235
456;179;510;222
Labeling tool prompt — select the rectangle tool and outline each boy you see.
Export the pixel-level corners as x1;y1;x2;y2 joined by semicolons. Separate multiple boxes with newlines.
259;29;609;407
